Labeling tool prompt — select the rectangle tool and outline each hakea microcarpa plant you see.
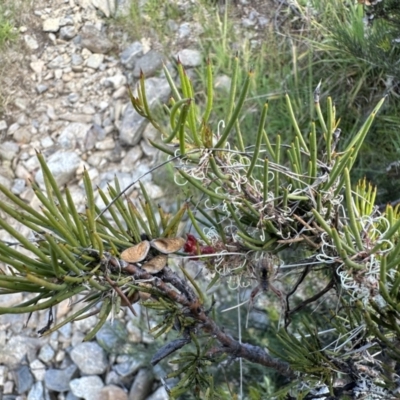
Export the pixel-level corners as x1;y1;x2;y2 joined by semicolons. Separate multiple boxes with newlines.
0;59;400;398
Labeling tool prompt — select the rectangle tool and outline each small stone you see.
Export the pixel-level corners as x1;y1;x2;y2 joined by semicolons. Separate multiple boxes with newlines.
99;385;127;400
128;369;154;400
11;179;26;195
70;376;104;400
36;84;49;94
41;136;54;148
70;342;108;375
68;92;80;103
46;106;57;121
7;122;19;135
81;25;113;54
175;49;202;67
104;74;127;90
44;364;78;392
48;55;70;69
113;356;144;377
60;26;76;40
14;97;29;111
28;381;44;400
95;137;115;150
30;60;45;75
13;127;31;143
14;364;34;394
133;50;163;78
0;141;19;161
120;42;143;69
86;53;104;69
24;34;39;50
71;53;84;66
43;18;60;32
0;335;42;365
35;151;81;188
112;86;126;99
30;359;46;381
58;122;92;150
39;343;55;363
82;105;96;114
0;120;7;131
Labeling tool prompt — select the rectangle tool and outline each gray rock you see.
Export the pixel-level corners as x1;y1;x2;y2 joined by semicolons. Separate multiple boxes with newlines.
60;26;77;40
48;55;71;69
0;120;7;130
58;122;92;150
24;34;39;50
0;141;19;161
29;359;46;381
14;364;34;394
114;356;144;377
69;375;104;400
68;92;80;103
175;49;202;67
146;386;169;400
81;25;113;54
120;42;143;69
44;364;78;392
133;50;163;78
178;22;191;39
11;179;26;195
38;343;55;363
70;342;108;374
0;336;42;365
28;381;44;400
86;53;104;69
71;53;84;66
36;84;49;94
128;369;154;400
43;18;60;32
35;151;81;188
119;77;170;146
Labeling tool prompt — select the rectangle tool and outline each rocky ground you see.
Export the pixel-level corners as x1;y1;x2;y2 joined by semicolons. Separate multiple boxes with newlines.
0;0;273;399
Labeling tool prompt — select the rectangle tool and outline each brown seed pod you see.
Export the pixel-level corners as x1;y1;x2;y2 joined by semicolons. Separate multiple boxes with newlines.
120;240;150;263
142;255;167;274
150;237;186;254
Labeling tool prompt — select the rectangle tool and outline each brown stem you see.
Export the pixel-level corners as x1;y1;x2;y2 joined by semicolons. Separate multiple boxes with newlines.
110;257;294;378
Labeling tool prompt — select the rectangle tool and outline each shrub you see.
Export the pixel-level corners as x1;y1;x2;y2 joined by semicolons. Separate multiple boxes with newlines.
1;60;399;398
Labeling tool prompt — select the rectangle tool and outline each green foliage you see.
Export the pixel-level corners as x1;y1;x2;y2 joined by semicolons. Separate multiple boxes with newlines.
1;57;400;397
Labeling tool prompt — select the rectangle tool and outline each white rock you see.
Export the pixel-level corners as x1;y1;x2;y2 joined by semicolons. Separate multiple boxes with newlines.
175;49;203;67
70;376;104;400
35;151;81;189
24;34;39;50
86;53;104;69
0;120;7;131
43;18;60;33
104;74;127;89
